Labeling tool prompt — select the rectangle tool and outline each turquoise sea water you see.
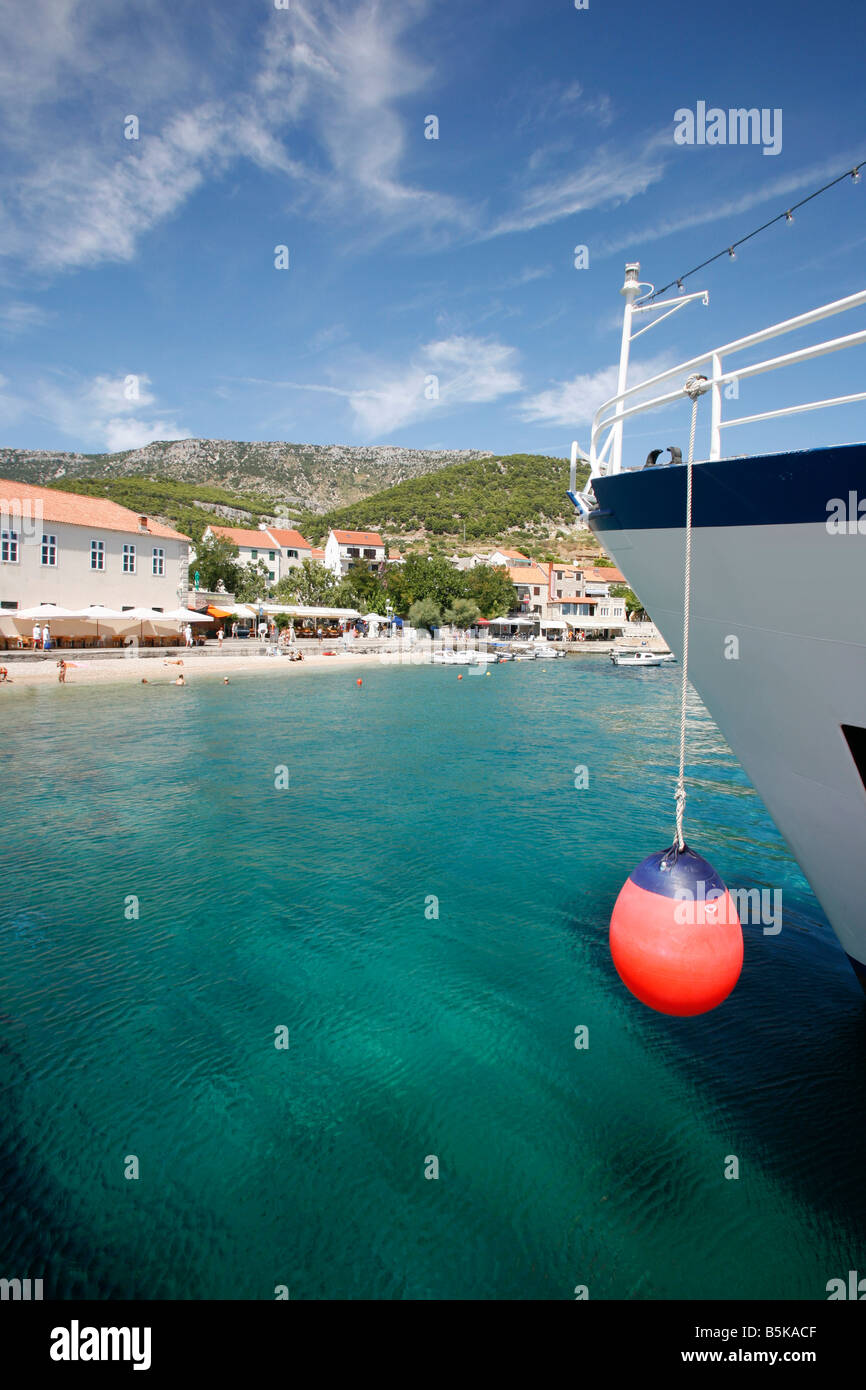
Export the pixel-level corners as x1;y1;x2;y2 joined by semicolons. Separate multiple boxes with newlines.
1;657;865;1300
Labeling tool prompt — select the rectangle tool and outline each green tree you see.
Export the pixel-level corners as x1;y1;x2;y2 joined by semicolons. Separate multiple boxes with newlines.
336;561;387;613
190;534;242;593
235;560;273;602
272;560;338;605
463;564;517;618
386;553;464;613
444;597;480;629
408;597;441;632
610;583;646;618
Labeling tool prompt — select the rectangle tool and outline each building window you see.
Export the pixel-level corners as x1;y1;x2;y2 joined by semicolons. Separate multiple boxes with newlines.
533;587;540;596
123;544;136;574
268;571;275;582
347;547;359;557
251;549;258;559
152;548;165;576
90;539;105;570
286;549;297;559
2;530;20;563
269;551;275;561
363;548;376;559
41;534;57;566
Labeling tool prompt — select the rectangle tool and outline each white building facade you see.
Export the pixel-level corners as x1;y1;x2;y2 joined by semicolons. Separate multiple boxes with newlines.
324;529;385;578
0;478;190;611
205;525;314;585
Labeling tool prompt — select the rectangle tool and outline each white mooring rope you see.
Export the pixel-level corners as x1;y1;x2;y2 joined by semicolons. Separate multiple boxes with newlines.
673;375;710;852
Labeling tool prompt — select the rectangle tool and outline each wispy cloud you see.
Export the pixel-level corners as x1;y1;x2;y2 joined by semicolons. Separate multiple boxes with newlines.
0;0;470;274
2;371;189;451
239;335;522;438
484;136;668;239
0;302;51;335
594;156;861;261
519;353;674;429
504;266;554;289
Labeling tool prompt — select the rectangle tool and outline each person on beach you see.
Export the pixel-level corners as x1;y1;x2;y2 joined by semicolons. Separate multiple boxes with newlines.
32;622;41;650
43;624;52;651
163;658;184;666
217;627;224;649
0;666;12;682
57;659;67;683
231;621;238;639
183;623;193;648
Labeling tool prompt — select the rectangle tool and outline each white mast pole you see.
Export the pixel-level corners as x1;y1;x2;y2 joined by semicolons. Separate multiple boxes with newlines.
612;262;642;476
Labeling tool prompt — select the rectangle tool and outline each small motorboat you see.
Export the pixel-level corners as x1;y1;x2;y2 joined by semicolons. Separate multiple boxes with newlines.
610;647;676;667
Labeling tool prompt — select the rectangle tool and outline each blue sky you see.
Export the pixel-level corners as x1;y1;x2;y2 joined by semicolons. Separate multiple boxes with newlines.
0;0;863;463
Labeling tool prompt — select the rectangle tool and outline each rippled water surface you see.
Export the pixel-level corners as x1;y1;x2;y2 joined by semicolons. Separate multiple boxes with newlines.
1;658;864;1299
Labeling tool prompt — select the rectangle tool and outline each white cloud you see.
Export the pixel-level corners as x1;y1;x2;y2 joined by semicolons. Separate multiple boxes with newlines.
103;417;186;452
595;156;858;262
0;302;51;334
0;0;469;274
484;137;668;239
9;372;189;451
520;354;674;428
242;335;522;438
504;266;553;289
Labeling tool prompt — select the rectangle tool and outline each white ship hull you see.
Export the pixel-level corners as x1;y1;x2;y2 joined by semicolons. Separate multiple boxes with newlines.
590;443;866;978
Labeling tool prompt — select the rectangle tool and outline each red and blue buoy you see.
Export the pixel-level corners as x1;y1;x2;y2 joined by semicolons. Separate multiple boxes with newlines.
609;843;743;1016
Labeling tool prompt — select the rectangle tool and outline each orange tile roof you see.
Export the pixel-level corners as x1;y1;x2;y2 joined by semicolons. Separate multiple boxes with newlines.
210;525;276;548
0;478;190;541
499;549;529;560
508;566;548;584
584;565;625;584
311;547;326;559
387;550;404;560
265;528;312;550
331;529;383;546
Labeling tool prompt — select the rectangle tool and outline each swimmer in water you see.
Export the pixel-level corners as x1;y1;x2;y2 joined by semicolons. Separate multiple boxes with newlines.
175;674;185;686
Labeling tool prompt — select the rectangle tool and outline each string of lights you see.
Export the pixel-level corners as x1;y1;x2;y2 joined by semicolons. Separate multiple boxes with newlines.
649;160;865;301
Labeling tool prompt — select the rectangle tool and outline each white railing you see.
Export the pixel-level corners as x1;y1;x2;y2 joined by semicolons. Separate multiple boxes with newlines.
575;277;866;493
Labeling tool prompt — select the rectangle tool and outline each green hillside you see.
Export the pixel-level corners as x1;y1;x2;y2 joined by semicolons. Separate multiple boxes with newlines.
300;453;590;544
43;476;277;542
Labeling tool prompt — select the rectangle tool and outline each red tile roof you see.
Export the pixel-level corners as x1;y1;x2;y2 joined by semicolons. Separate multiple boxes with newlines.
507;565;548;584
311;547;326;560
584;565;626;584
499;549;530;560
265;528;312;550
0;478;190;541
209;525;276;548
331;529;384;546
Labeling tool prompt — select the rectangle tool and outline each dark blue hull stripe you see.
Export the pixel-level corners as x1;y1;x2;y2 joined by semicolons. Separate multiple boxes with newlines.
590;442;866;532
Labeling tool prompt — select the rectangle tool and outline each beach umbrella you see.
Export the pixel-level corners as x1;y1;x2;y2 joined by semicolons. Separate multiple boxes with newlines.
161;608;214;623
67;604;126;640
16;603;77;620
110;606;175;643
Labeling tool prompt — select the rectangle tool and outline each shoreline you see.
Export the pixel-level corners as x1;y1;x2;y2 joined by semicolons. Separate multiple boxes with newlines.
0;648;388;691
